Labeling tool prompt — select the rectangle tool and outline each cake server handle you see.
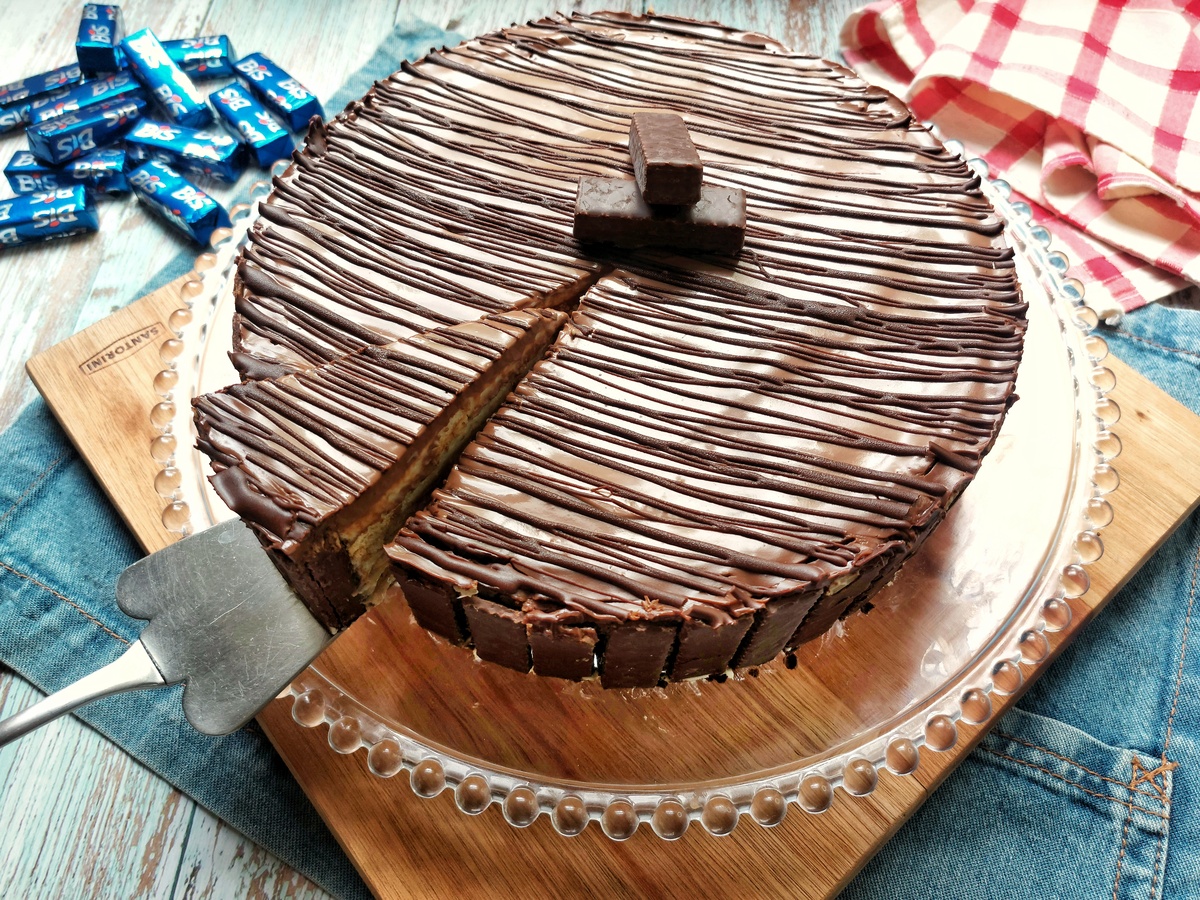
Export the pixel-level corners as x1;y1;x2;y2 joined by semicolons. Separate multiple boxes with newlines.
0;640;166;748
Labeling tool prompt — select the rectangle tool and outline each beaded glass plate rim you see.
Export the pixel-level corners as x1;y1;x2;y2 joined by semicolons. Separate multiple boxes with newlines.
147;150;1119;841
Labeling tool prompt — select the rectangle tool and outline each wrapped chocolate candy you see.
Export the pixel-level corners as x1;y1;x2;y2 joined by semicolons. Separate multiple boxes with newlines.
2;151;54;193
234;53;322;130
121;28;213;128
0;64;83;134
211;83;293;168
16;85;75;125
129;160;230;245
0;64;84;107
163;36;236;80
0;186;99;249
76;4;125;75
24;72;144;126
72;147;130;195
125;119;246;183
26;95;146;164
4;147;129;196
0;105;24;134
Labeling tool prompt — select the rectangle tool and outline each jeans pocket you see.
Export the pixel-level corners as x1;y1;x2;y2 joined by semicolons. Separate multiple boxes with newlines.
975;707;1172;900
844;707;1172;900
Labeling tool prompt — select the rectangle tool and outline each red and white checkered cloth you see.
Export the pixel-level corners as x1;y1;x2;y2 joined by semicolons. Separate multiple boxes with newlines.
841;0;1200;316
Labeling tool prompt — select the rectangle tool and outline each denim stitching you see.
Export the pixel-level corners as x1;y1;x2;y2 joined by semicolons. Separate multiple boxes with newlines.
1111;531;1200;899
1113;805;1133;900
978;747;1169;820
1149;826;1165;900
0;451;70;532
991;730;1165;802
1163;541;1200;756
1129;758;1175;805
1133;540;1200;898
1111;328;1200;362
0;561;129;644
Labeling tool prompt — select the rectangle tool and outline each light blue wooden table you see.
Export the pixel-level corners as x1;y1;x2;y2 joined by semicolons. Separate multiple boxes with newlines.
0;2;857;896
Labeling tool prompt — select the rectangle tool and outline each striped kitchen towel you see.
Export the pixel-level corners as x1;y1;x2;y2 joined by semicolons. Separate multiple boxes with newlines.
842;0;1200;317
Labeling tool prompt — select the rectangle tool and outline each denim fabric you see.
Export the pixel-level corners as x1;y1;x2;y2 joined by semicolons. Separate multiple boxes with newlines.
0;20;459;900
846;302;1200;899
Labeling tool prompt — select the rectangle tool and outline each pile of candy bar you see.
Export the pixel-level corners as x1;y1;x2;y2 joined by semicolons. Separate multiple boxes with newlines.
573;112;747;254
0;4;322;250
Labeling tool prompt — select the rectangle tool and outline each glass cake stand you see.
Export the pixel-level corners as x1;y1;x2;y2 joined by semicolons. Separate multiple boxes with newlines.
148;150;1120;840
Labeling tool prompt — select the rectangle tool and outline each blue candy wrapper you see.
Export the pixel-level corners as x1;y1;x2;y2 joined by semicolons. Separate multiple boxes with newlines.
0;186;99;249
211;82;293;168
3;152;55;194
125;119;246;183
163;36;237;81
26;95;146;164
77;5;125;75
0;64;84;106
121;28;213;128
234;53;323;131
128;160;230;245
4;147;128;196
0;64;83;134
0;105;24;134
24;72;144;126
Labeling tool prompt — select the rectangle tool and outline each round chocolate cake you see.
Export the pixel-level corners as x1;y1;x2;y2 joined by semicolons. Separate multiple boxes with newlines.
194;12;1025;688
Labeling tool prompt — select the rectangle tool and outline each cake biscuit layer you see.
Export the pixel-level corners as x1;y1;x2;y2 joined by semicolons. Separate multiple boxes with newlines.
195;309;565;630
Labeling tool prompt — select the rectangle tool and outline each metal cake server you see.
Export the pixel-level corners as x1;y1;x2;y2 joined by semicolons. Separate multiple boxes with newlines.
0;518;331;747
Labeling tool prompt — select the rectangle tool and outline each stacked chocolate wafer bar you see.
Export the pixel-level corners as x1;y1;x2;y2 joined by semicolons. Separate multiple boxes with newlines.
573;111;746;253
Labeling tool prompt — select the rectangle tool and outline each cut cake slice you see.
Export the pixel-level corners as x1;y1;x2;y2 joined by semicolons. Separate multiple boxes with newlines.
194;308;566;631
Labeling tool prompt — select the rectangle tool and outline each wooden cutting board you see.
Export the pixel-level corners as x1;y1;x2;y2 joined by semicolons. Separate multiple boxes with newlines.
26;275;1200;899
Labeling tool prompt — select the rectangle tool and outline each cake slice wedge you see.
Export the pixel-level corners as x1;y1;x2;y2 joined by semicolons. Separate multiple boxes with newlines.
193;308;566;632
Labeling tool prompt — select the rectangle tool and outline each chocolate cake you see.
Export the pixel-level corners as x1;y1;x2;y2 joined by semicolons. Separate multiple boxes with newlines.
197;12;1025;686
